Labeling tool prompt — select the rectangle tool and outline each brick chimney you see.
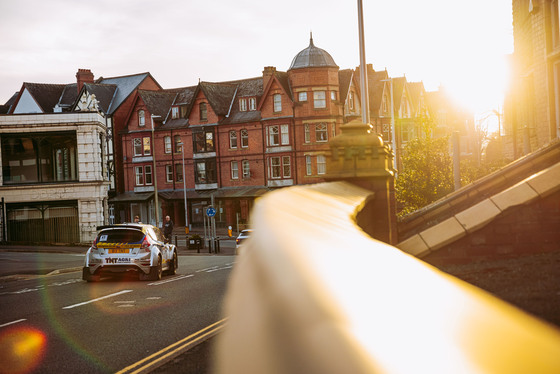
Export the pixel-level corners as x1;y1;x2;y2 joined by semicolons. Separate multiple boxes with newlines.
262;66;276;89
76;69;94;93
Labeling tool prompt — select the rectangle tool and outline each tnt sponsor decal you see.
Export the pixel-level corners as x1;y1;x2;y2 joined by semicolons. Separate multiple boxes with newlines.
105;258;131;264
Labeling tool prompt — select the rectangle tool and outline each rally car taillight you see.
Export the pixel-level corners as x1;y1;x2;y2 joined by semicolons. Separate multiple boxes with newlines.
91;237;99;250
141;237;151;252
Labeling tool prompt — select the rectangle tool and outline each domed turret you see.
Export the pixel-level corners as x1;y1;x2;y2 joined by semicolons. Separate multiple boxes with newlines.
289;34;338;71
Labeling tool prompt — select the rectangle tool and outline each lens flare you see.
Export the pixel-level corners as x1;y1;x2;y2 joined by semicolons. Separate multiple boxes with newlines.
0;326;46;374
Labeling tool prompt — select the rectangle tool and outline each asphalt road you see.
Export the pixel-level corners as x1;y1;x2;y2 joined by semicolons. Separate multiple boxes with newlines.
0;254;235;374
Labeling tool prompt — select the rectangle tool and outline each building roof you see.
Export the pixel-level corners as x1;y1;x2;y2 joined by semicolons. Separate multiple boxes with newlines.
338;69;354;104
407;81;425;115
222;77;264;125
80;83;118;113
289;35;338;71
138;90;177;119
56;83;78;110
200;81;239;117
168;86;197;106
19;83;69;113
98;72;153;114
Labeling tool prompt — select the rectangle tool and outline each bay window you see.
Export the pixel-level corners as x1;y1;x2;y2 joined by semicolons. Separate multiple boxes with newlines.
314;91;326;108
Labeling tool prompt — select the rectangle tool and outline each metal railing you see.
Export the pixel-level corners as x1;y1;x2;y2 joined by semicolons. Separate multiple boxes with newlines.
215;181;560;373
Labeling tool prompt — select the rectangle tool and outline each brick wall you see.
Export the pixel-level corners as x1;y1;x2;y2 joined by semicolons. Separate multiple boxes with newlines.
423;189;560;266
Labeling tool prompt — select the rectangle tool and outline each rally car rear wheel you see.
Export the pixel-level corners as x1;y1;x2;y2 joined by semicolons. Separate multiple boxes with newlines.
166;252;177;276
148;256;163;281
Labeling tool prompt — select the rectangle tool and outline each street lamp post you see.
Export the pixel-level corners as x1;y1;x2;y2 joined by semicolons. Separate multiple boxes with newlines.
381;78;397;173
178;142;189;233
357;0;370;125
151;114;161;227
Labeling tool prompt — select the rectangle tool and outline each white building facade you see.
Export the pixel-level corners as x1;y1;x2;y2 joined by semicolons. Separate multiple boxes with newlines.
0;112;110;244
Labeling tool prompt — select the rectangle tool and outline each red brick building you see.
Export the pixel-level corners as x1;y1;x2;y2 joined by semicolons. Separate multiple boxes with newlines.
115;36;448;230
505;0;560;158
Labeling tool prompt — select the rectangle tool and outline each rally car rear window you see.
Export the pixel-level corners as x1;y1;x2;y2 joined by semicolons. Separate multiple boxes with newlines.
97;229;144;243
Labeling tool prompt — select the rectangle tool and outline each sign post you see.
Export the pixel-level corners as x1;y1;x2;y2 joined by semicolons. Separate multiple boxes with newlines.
206;203;217;252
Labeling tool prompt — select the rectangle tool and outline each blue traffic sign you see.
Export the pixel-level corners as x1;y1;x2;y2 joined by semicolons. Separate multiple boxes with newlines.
206;207;216;217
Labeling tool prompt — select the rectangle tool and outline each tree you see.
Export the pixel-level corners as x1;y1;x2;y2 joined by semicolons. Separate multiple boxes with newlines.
395;135;454;216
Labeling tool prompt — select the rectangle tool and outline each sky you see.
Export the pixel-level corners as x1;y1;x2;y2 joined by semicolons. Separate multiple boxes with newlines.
0;0;513;127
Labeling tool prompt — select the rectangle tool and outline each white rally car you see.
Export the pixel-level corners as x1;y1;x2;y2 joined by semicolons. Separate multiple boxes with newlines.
82;223;178;282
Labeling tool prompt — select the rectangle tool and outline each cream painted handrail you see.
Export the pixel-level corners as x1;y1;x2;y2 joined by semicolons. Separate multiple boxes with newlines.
215;181;560;374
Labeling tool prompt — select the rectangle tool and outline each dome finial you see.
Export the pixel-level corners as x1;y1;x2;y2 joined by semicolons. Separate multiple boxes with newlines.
310;31;314;46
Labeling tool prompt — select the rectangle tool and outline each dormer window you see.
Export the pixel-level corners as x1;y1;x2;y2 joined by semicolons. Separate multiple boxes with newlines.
200;102;207;121
138;110;145;127
273;94;282;112
249;97;256;111
172;107;179;119
382;94;389;114
239;98;247;112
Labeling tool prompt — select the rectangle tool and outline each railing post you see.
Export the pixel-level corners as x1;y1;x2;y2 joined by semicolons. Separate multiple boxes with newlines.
325;119;397;244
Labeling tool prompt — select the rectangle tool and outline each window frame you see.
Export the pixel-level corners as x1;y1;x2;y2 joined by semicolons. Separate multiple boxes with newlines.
241;129;249;148
199;102;208;121
313;91;326;109
138;110;145;127
1;132;78;184
281;124;289;145
282;156;291;178
194;159;217;184
249;97;257;111
317;155;326;175
231;161;239;179
135;166;144;185
229;130;238;149
174;135;182;153
239;98;247;112
273;94;282;112
144;164;153;185
143;137;151;155
268;125;280;146
298;92;307;102
175;163;183;182
316;123;328;142
165;164;173;183
193;130;215;153
164;136;172;154
133;138;143;156
304;124;310;143
305;155;312;175
242;160;250;178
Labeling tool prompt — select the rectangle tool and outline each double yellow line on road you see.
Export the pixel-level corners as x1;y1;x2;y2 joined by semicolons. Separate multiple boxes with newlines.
116;318;227;374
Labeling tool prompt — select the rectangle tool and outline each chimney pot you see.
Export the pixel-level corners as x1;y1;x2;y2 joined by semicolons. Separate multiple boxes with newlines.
76;69;94;94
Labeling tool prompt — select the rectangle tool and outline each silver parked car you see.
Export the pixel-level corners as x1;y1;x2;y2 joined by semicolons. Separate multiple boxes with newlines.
82;223;178;282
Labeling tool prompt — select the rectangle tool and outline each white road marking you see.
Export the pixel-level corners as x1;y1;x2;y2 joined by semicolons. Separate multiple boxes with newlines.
0;319;26;328
148;274;193;286
196;266;219;272
62;290;133;309
206;265;233;273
